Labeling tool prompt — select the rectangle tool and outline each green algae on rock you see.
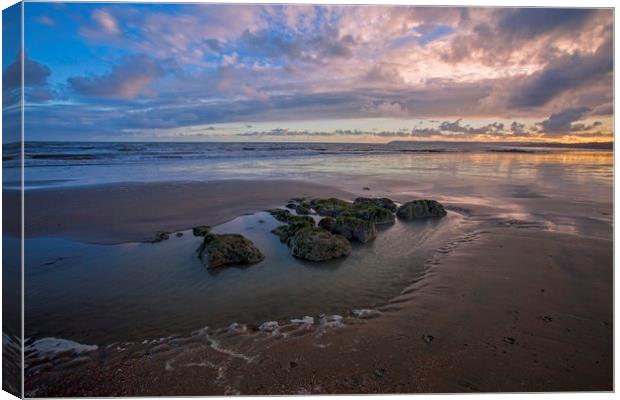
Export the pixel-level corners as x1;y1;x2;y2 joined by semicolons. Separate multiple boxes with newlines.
198;233;265;268
396;200;447;220
288;226;352;261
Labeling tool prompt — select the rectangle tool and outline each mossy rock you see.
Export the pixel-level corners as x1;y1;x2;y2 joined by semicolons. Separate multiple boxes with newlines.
198;233;265;268
318;217;336;231
396;200;447;220
345;203;395;225
272;219;315;244
295;202;312;215
354;197;397;212
310;198;353;217
267;208;293;223
289;226;352;261
332;216;377;243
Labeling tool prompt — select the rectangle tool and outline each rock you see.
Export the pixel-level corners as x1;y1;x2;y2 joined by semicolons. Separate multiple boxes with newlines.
396;200;447;220
318;217;336;231
176;232;184;238
295;202;311;215
152;231;170;243
311;197;395;225
331;216;377;243
310;198;352;217
192;225;211;237
285;203;297;209
346;203;395;225
288;227;352;261
354;197;397;212
267;208;292;222
271;218;314;244
363;186;371;191
198;233;265;268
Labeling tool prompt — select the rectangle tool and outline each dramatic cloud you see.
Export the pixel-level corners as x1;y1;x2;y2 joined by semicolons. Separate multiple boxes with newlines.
20;4;614;141
508;38;613;108
68;55;163;99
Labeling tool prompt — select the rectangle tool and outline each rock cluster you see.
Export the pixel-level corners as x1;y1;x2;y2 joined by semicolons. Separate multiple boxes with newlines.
269;197;394;261
185;196;446;269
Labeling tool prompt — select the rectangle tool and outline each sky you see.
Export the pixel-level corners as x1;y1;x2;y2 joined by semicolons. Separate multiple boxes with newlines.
2;3;614;142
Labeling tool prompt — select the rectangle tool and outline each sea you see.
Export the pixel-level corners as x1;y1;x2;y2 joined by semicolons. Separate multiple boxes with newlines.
2;140;612;189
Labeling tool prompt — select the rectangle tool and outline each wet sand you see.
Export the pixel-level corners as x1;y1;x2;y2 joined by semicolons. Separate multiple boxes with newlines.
21;179;612;395
9;180;351;243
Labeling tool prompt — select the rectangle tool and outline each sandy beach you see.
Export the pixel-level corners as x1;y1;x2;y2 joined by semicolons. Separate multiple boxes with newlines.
20;175;612;396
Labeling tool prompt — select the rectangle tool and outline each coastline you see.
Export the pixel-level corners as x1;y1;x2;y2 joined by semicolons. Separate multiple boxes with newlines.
20;178;613;395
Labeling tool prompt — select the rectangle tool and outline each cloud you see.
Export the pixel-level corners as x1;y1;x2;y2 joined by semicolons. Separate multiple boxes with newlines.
2;53;54;104
68;54;163;99
364;64;405;85
22;5;614;141
537;107;591;133
239;25;356;64
35;15;55;26
438;119;504;135
495;8;595;41
93;9;120;34
441;8;607;66
591;102;613;116
3;52;51;91
508;37;612;108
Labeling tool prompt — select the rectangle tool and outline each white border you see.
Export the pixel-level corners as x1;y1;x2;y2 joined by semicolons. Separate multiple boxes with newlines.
0;2;615;400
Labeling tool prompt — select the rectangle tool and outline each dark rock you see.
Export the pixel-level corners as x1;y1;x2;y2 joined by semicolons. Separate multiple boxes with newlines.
311;198;395;225
152;231;170;243
310;198;353;217
267;208;292;223
198;233;264;268
396;200;447;220
295;202;311;215
331;216;377;243
176;232;184;237
354;197;397;212
363;187;371;191
272;219;315;244
289;227;352;261
192;225;211;237
346;203;395;224
318;217;336;231
285;203;297;209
